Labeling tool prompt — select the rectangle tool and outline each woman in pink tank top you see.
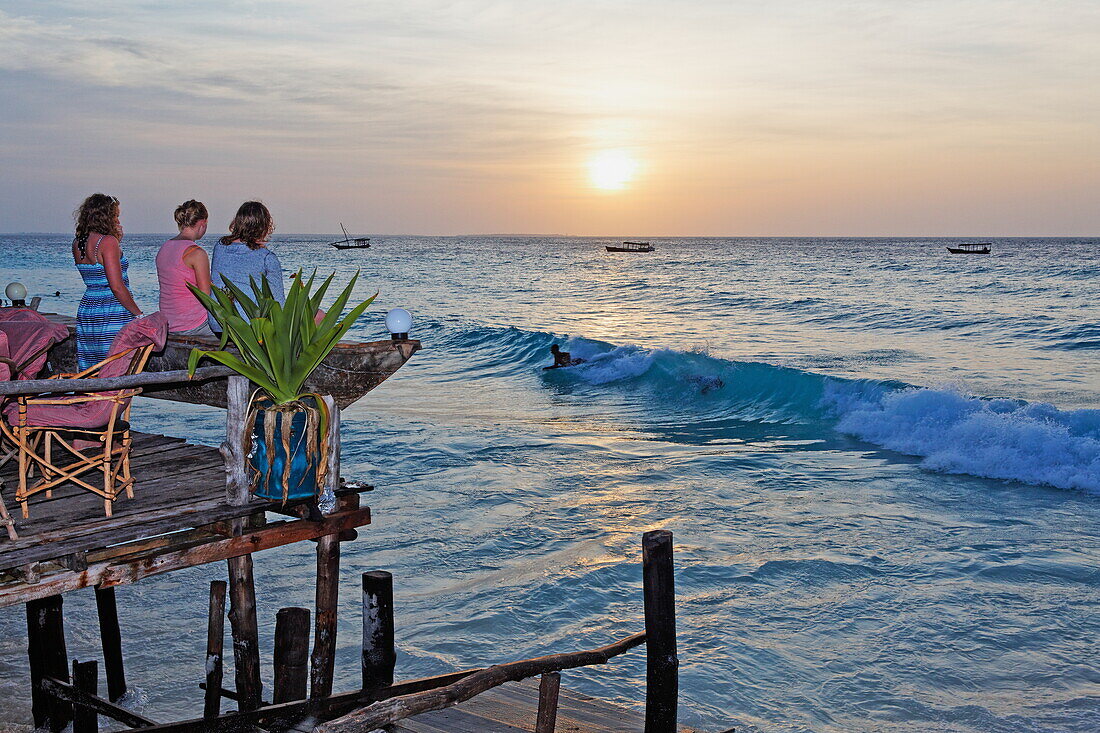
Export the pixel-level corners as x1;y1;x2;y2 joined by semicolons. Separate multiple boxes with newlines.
156;199;213;336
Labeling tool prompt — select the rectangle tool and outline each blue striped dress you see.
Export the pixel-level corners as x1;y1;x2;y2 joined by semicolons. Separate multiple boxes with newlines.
76;248;136;370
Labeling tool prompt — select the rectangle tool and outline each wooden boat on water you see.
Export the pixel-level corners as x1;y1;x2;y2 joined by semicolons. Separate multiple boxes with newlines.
947;242;991;254
606;241;654;253
330;223;371;250
42;313;420;409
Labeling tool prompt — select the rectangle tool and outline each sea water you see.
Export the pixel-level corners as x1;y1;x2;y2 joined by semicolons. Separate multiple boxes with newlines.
0;235;1097;732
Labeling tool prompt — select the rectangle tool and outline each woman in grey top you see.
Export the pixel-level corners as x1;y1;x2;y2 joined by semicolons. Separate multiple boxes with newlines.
209;201;282;330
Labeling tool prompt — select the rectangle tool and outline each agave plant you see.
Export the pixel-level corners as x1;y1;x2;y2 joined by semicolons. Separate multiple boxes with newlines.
186;270;376;404
186;270;376;502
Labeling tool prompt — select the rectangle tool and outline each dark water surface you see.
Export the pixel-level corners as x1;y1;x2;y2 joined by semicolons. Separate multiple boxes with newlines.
1;235;1098;731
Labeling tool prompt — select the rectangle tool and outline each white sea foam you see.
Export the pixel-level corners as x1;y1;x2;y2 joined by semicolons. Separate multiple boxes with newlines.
829;385;1100;493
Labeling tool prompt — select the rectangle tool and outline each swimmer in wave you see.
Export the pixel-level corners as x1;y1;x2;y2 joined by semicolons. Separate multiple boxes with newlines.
544;343;586;370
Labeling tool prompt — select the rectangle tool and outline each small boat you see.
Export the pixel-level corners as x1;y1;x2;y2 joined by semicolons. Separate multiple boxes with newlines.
42;314;420;409
947;242;991;254
329;223;371;249
606;241;654;253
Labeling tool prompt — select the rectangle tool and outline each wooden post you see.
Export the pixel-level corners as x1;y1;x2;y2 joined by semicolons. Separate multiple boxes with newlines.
535;671;561;733
361;571;396;690
642;530;678;733
227;553;262;711
94;585;127;702
310;395;343;700
26;594;72;732
310;534;341;699
273;607;311;703
222;376;263;711
221;375;252;506
204;580;227;718
71;659;99;733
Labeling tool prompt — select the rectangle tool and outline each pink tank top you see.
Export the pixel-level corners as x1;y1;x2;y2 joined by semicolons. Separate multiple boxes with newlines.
156;239;208;331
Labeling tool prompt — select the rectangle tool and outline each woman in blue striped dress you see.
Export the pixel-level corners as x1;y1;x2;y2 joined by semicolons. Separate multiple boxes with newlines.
72;194;144;370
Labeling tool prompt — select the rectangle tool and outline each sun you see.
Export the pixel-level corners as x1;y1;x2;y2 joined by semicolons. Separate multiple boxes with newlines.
587;150;639;191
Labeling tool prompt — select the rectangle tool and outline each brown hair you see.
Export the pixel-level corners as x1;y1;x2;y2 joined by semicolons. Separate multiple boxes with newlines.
174;199;208;228
221;201;274;249
73;193;122;257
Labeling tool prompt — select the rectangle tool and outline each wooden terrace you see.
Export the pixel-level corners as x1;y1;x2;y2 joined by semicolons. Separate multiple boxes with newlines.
0;317;692;733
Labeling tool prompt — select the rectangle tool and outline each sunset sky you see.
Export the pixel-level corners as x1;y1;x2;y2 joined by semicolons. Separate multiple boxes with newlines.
1;1;1098;236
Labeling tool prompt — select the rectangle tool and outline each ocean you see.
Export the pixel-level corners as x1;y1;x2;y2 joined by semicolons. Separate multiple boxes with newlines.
1;234;1098;732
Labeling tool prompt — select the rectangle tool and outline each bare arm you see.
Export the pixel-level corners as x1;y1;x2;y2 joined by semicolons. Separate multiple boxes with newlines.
182;245;212;294
98;237;142;316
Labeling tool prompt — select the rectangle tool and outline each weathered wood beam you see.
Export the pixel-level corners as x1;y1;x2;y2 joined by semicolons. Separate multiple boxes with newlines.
273;607;311;704
227;522;262;712
310;533;341;700
0;366;234;397
361;571;395;691
315;632;647;733
643;529;678;733
71;660;99;733
135;668;481;733
40;676;158;728
27;594;71;731
0;507;371;607
204;580;227;719
535;671;561;733
222;375;252;506
94;585;127;702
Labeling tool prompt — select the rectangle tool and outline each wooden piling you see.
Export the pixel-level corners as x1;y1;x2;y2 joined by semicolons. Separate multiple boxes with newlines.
204;580;227;718
273;607;311;703
361;571;396;690
310;533;341;699
94;585;127;702
310;398;344;701
227;553;263;711
71;660;99;733
26;594;72;732
535;671;561;733
221;376;264;711
221;375;252;506
642;529;678;733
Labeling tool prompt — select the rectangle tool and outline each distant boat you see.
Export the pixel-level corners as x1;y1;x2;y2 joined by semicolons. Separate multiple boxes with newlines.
606;241;654;253
330;223;370;249
947;242;991;254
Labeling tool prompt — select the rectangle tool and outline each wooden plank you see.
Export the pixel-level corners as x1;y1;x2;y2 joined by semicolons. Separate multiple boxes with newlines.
40;676;158;728
316;633;646;733
0;507;371;607
135;669;481;733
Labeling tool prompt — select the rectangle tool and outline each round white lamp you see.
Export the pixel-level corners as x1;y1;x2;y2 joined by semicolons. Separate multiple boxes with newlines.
385;308;412;340
5;282;27;307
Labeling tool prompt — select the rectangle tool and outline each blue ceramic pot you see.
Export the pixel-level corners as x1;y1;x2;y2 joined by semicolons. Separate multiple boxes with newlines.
251;401;319;502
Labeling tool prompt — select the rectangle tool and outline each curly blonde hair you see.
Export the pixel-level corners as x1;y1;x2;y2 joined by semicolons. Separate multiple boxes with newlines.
73;193;121;257
174;199;208;228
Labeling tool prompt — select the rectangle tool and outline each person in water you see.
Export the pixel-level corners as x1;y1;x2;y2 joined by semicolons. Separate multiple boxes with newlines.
156;199;214;337
544;343;586;369
208;201;283;331
72;193;142;370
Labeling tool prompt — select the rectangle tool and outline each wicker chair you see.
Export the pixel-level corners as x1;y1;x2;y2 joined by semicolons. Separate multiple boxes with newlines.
1;313;167;518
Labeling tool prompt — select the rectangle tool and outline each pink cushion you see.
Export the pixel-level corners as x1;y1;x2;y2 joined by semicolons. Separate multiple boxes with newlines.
4;312;168;430
99;313;168;379
0;310;70;380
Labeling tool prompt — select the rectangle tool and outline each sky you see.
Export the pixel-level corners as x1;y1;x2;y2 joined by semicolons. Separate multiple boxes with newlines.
1;1;1098;236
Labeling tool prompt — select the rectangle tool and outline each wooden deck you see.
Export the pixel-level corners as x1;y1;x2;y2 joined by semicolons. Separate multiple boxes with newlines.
0;432;371;607
395;678;696;732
